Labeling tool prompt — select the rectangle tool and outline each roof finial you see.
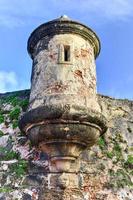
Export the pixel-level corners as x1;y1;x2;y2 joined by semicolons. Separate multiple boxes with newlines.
60;15;70;20
61;15;68;18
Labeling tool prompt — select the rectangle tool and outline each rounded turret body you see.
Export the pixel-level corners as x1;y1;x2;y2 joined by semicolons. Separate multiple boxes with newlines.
28;16;100;112
19;16;107;172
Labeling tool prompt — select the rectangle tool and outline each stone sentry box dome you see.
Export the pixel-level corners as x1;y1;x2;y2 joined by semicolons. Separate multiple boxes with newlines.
19;15;107;172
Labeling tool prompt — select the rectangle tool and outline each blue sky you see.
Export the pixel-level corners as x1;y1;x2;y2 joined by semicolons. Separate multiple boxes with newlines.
0;0;133;100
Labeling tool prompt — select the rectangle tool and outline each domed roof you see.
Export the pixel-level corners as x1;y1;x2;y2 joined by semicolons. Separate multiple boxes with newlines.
28;15;101;58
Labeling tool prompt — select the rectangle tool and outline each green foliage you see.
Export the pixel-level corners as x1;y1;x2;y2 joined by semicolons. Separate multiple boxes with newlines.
0;130;4;137
0;93;29;109
113;142;123;162
0;95;19;106
0;146;28;177
106;151;114;159
124;155;133;169
97;133;124;163
19;99;29;110
9;96;19;107
106;141;123;162
10;160;28;177
4;95;29;109
0;147;19;161
114;142;121;152
0;113;4;124
115;169;133;188
9;107;21;120
0;187;13;193
98;136;106;150
12;120;18;129
127;155;133;164
109;169;133;188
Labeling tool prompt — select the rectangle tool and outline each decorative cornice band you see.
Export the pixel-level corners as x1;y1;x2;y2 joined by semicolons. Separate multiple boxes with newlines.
27;20;101;59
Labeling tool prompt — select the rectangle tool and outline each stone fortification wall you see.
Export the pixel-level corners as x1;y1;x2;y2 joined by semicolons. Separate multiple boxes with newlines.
0;90;132;199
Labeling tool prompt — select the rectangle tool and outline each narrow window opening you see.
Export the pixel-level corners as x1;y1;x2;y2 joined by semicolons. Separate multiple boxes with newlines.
64;45;70;61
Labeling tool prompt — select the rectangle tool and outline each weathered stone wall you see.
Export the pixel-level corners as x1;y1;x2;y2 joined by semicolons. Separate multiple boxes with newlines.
78;94;133;199
30;33;100;112
0;90;132;200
